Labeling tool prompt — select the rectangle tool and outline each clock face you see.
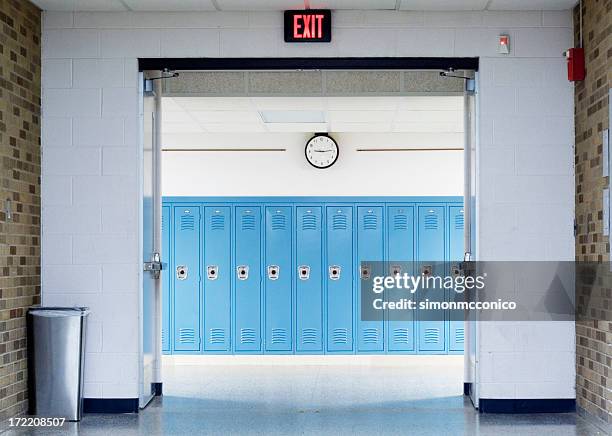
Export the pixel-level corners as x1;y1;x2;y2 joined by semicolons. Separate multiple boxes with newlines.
305;135;339;169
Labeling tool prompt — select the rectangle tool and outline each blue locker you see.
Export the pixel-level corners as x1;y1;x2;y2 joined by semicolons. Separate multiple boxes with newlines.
203;207;231;352
234;206;262;352
417;206;446;352
265;206;293;352
162;206;171;353
173;206;201;352
296;207;323;352
326;206;354;352
357;206;384;352
448;205;465;352
386;205;415;352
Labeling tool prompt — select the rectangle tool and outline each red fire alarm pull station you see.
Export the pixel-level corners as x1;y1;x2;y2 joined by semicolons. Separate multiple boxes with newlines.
565;47;585;82
284;10;331;43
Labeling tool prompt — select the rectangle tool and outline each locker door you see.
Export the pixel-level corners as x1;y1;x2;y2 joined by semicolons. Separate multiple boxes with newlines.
203;207;231;352
265;206;293;352
173;206;201;352
326;206;354;352
235;206;262;352
448;205;465;352
357;206;384;352
162;206;171;353
417;206;446;352
386;205;415;352
296;207;323;352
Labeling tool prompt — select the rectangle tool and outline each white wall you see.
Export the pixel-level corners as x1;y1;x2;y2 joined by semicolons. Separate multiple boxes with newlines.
162;132;464;196
41;9;575;400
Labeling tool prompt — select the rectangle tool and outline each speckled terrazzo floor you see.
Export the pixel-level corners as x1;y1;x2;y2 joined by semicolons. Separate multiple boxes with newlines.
4;356;606;436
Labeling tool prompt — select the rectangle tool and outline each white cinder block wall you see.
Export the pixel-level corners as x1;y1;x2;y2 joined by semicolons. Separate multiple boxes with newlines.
41;10;575;400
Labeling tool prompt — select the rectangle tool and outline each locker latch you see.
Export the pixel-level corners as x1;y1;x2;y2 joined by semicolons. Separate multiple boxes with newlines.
421;265;433;277
329;265;341;280
176;265;188;280
451;264;462;278
267;265;280;280
360;265;371;280
390;264;402;276
298;265;310;280
237;265;249;280
207;265;219;280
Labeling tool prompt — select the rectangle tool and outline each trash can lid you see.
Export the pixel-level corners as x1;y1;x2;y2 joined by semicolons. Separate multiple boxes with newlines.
28;307;89;317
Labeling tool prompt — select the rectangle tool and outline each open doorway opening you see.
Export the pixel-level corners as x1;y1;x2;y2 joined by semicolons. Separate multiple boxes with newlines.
143;66;476;413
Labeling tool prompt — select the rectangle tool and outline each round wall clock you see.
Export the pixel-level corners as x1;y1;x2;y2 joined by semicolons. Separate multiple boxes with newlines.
305;134;339;169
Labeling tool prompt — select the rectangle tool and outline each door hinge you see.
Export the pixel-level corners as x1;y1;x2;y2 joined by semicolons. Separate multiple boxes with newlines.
143;252;164;279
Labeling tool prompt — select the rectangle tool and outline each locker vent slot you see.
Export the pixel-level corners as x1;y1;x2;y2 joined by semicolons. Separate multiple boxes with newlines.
241;214;256;231
362;328;379;344
271;328;287;344
209;328;225;344
271;213;286;231
393;328;411;344
161;215;166;231
455;328;465;344
454;212;464;230
393;214;408;231
161;329;166;344
332;213;347;230
332;328;348;344
240;328;256;344
301;214;317;231
178;328;195;344
210;214;225;231
424;328;440;344
362;214;378;231
180;214;195;231
424;212;438;230
301;328;318;345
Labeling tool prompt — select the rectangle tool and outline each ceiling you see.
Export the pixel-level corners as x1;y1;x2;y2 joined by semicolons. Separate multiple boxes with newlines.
162;96;463;136
32;0;578;12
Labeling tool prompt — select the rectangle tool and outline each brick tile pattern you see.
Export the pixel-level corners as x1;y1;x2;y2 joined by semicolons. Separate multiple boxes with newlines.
574;0;612;426
0;0;41;422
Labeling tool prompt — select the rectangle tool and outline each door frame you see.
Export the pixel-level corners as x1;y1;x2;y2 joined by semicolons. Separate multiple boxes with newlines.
138;56;479;408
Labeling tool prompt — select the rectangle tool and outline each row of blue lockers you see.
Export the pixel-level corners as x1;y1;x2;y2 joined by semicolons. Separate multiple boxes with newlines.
162;197;464;355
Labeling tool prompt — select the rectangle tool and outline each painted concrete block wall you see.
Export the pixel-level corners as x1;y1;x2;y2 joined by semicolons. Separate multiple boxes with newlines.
162;132;464;196
41;9;575;400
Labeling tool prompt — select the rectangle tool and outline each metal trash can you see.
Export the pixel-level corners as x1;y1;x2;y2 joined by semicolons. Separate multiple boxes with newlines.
27;307;89;421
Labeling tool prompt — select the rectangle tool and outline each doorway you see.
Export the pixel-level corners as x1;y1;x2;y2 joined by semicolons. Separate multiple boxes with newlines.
140;60;477;411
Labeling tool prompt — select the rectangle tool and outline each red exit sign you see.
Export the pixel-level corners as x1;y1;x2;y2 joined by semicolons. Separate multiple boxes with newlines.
284;10;331;43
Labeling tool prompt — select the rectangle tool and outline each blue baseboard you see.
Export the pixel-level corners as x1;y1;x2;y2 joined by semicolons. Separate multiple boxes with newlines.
479;398;576;414
83;398;139;414
153;382;163;396
463;382;471;396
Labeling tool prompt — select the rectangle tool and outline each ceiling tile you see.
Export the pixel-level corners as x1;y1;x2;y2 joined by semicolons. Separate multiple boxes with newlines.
163;122;205;133
215;0;304;11
329;110;394;123
487;0;577;10
395;110;462;123
203;123;266;133
398;96;463;111
191;111;262;123
332;122;393;132
172;97;252;111
327;97;400;111
325;0;397;9
400;0;488;10
122;0;216;11
252;97;325;111
32;0;128;11
266;123;329;132
394;122;463;133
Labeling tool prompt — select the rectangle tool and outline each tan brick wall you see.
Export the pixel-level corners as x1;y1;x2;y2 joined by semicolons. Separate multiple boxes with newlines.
574;0;612;427
0;0;41;421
